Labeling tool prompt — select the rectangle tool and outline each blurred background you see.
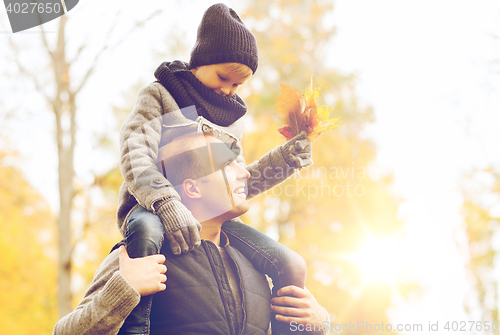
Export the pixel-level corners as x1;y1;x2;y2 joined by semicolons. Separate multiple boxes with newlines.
1;0;500;333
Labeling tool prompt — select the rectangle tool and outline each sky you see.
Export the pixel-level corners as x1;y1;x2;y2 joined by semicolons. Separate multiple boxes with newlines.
2;0;500;331
329;0;500;329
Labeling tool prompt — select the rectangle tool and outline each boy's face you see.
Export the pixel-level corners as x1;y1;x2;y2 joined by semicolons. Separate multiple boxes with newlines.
191;63;252;97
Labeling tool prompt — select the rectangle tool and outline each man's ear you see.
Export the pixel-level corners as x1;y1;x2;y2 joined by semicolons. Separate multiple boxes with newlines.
183;179;202;199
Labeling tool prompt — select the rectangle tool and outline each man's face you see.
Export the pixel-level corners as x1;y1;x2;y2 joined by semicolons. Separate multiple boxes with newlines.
190;63;251;97
196;136;250;221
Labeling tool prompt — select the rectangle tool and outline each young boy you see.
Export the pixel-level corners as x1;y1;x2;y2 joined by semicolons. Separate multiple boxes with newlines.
118;3;313;334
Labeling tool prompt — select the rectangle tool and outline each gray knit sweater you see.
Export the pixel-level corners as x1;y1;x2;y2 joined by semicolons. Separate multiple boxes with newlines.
52;249;140;335
117;82;297;236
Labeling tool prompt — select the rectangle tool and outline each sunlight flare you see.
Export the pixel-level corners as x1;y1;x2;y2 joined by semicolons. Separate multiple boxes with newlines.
350;233;402;286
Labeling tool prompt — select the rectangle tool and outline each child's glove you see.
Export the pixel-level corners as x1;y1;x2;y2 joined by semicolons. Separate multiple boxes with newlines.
281;131;313;169
154;198;202;255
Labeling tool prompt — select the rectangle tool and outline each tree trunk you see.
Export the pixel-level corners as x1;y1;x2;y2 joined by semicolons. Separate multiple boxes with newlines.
51;14;75;318
30;9;162;318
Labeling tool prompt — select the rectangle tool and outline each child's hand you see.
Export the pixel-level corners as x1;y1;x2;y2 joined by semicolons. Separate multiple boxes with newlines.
165;224;201;255
118;246;167;296
282;131;313;169
154;199;202;255
271;285;328;328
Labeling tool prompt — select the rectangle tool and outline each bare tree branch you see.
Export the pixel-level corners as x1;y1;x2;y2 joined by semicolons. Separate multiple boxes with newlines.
6;37;52;102
39;21;54;59
68;9;122;64
74;9;163;95
68;36;89;64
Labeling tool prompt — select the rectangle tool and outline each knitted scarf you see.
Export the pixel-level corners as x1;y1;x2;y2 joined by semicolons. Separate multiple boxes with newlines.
154;60;247;127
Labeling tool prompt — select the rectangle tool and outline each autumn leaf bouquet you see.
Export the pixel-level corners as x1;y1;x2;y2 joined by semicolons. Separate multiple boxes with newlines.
275;81;341;140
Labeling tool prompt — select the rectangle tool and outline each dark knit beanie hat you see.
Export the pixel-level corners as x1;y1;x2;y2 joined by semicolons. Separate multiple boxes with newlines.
189;3;258;74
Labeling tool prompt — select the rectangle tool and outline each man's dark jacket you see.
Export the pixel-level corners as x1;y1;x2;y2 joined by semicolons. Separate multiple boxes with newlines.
150;233;271;335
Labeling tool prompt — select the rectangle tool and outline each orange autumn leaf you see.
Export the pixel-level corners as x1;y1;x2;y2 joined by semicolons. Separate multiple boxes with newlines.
275;81;341;140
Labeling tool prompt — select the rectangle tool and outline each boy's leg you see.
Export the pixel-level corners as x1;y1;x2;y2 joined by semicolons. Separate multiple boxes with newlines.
119;206;164;335
222;219;307;335
124;206;165;258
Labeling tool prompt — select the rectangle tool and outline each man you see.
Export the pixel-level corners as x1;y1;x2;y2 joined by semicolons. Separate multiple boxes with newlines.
53;132;329;335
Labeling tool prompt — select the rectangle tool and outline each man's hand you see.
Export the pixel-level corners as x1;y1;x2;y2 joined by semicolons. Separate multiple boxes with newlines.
118;246;167;296
271;286;328;327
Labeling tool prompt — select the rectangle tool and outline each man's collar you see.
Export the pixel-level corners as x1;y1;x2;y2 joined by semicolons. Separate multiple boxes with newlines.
219;230;230;247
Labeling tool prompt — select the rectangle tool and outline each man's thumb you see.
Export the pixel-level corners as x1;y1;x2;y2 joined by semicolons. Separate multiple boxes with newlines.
118;245;129;262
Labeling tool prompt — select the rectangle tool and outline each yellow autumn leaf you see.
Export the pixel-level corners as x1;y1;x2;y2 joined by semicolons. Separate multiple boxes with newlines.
316;105;332;122
274;84;302;116
309;117;341;139
275;80;341;140
304;83;320;111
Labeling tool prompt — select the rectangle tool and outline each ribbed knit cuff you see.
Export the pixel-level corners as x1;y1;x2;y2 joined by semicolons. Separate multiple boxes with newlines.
100;271;141;319
268;145;295;175
155;199;196;234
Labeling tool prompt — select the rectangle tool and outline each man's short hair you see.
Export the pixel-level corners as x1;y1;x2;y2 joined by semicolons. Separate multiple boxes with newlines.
156;132;237;192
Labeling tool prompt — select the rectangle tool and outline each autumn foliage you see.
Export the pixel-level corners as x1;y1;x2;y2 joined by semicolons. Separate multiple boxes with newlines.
0;152;57;334
275;82;341;140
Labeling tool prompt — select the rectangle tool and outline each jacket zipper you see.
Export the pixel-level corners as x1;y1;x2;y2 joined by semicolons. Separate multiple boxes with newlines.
226;246;247;335
204;241;236;335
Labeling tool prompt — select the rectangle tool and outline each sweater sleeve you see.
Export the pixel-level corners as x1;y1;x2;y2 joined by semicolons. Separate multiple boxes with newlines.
119;82;182;212
52;251;140;335
245;144;297;199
